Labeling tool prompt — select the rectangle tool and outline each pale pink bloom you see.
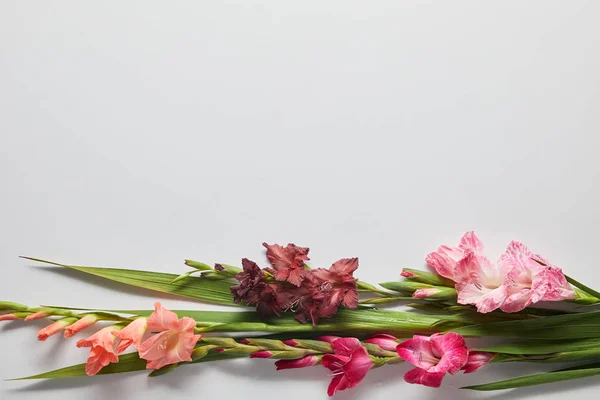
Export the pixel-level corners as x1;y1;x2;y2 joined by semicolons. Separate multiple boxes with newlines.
275;355;320;370
462;351;495;374
113;318;148;353
364;334;399;352
64;315;98;338
454;252;510;313
413;288;442;299
321;337;375;396
425;231;483;281
37;319;73;341
498;242;576;312
0;313;18;321
137;302;201;370
396;333;468;388
24;311;49;321
76;326;120;376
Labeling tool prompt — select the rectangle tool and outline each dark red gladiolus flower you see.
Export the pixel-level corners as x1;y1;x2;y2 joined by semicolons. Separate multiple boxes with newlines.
230;258;281;318
262;242;310;286
312;258;359;318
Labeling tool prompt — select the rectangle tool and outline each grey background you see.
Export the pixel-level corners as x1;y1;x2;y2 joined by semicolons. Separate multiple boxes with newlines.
1;1;599;399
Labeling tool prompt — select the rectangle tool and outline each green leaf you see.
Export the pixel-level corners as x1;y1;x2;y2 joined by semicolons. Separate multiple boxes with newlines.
21;257;238;306
478;338;600;355
452;310;600;339
463;364;600;391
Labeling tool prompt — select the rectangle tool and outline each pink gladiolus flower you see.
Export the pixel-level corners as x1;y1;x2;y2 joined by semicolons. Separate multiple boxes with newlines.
364;334;399;352
275;355;320;370
113;317;148;353
321;338;375;396
263;242;310;286
462;351;495;374
316;336;341;344
37;319;73;341
0;313;18;321
428;232;575;313
425;231;483;281
24;311;49;321
76;326;120;376
396;333;469;388
64;315;98;338
137;302;201;370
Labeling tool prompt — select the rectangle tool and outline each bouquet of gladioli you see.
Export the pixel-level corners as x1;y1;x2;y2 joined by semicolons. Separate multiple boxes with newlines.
3;232;600;396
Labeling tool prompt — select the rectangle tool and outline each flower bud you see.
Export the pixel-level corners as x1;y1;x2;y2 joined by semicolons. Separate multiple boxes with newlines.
25;311;50;321
399;268;455;286
0;313;19;321
364;334;399;352
37;317;77;341
64;315;98;338
275;355;320;370
250;350;274;358
413;287;457;300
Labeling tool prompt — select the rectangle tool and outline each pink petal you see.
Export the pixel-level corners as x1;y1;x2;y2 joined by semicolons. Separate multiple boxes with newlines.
343;347;374;384
364;334;399;352
24;311;49;321
114;318;148;354
331;337;363;357
64;315;98;338
0;313;18;321
456;282;507;313
250;351;273;358
396;336;439;370
413;288;441;299
275;355;319;370
404;367;446;388
499;288;534;312
321;354;351;371
329;258;359;275
327;374;345;397
147;302;180;331
401;269;417;277
459;231;484;252
462;351;494;374
425;245;463;281
317;336;341;344
537;266;576;301
430;333;468;374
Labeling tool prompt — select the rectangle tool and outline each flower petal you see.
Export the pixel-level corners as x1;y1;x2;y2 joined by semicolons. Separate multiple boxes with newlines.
425;245;463;281
456;282;507;313
329;258;359;275
404;368;446;388
147;302;180;331
331;337;363;357
462;351;494;374
459;231;484;253
396;336;439;370
275;355;319;370
430;333;468;374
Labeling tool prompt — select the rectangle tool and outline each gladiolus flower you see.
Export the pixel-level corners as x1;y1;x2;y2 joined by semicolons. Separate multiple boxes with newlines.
275;355;320;370
64;315;98;338
364;334;399;352
0;313;18;321
263;242;310;286
113;317;148;353
37;318;75;341
396;333;468;388
312;258;359;317
24;311;49;321
462;351;495;374
231;258;282;318
137;302;201;370
321;338;375;396
76;326;120;376
425;231;483;281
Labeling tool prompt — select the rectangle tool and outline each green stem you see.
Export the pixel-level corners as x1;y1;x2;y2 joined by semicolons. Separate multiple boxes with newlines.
565;275;600;301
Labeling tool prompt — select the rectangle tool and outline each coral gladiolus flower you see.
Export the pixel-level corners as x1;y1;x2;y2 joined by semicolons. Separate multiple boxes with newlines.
321;338;375;396
76;326;120;376
462;351;495;374
263;242;310;286
37;319;74;341
0;313;18;321
113;317;148;353
64;315;98;338
137;303;201;370
275;355;320;370
396;333;468;388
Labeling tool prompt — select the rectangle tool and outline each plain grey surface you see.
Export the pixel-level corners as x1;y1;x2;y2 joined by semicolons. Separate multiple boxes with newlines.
1;1;600;399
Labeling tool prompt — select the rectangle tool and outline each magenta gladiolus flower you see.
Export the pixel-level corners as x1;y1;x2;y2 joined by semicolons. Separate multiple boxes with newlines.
76;326;120;376
263;242;310;286
275;355;320;370
321;338;375;396
462;351;495;374
396;333;469;388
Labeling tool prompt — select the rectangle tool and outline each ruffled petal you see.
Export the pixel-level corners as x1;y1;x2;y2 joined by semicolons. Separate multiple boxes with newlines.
147;302;180;331
331;337;362;357
404;368;446;388
329;258;359;275
396;336;439;370
430;333;468;374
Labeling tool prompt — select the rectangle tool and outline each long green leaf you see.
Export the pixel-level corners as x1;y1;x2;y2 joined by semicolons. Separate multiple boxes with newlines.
463;364;600;391
12;347;243;380
21;257;238;306
478;338;600;355
452;310;600;339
